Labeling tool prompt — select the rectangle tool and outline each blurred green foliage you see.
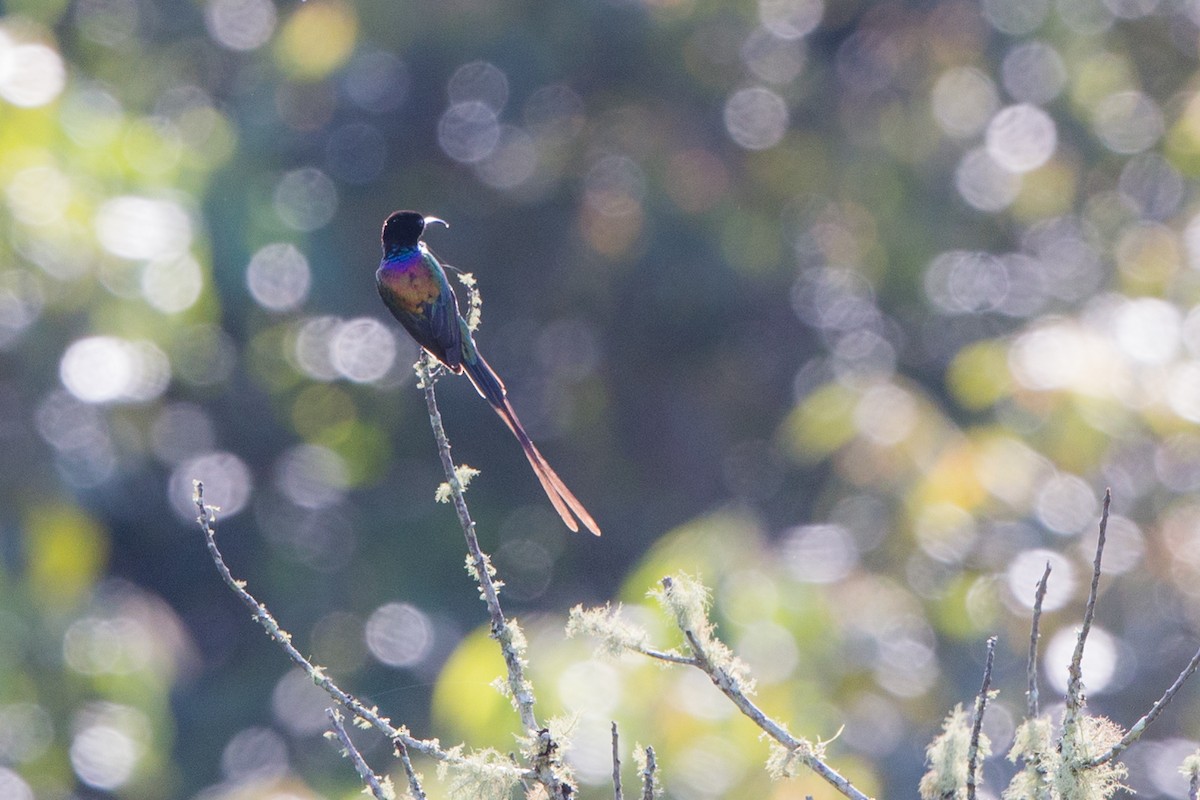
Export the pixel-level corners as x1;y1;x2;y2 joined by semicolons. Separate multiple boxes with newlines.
6;0;1200;797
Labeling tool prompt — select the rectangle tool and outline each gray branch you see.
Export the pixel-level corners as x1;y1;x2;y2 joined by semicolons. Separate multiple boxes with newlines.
661;577;872;800
641;746;657;800
193;482;482;770
1084;643;1200;768
967;636;997;800
1027;562;1052;718
326;707;397;800
1066;488;1111;717
417;356;572;798
613;721;624;800
393;736;428;800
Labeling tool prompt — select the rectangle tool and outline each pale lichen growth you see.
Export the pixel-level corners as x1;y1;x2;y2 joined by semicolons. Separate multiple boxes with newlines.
545;714;578;748
1003;716;1055;800
1055;715;1127;800
414;358;432;388
489;618;533;713
632;743;660;796
919;704;990;800
650;572;709;634
515;715;577;780
499;618;528;665
565;603;651;656
464;552;502;594
1002;713;1127;800
1179;750;1200;795
632;743;648;773
652;573;755;694
436;746;521;800
436;464;480;503
765;735;822;780
456;271;482;332
375;775;397;800
765;726;838;780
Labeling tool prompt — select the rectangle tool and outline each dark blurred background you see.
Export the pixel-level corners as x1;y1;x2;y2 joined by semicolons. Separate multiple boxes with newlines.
5;0;1200;797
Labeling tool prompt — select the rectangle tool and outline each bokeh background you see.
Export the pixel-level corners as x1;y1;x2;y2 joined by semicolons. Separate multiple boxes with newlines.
5;0;1200;797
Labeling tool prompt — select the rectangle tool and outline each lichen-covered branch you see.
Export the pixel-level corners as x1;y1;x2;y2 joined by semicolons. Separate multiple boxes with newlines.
1181;751;1200;800
569;575;871;800
1084;643;1200;769
920;704;989;800
417;357;572;798
639;745;657;800
417;357;536;728
326;707;397;800
194;481;476;770
659;576;870;800
393;737;428;800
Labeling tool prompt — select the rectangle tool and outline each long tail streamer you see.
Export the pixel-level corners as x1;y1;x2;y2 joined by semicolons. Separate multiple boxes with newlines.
462;355;601;536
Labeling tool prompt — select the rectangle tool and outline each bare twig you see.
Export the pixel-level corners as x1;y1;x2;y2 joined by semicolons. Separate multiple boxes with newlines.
660;577;871;800
1084;643;1200;768
641;746;657;800
1027;562;1052;718
417;357;571;798
613;722;623;800
1066;488;1110;715
967;636;997;800
193;482;483;771
326;708;394;800
393;737;428;800
630;645;700;666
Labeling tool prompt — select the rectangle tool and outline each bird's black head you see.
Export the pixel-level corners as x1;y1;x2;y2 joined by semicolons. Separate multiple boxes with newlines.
381;211;447;255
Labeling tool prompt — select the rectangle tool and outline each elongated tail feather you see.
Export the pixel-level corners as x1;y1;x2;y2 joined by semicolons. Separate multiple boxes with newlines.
496;397;601;536
461;354;601;536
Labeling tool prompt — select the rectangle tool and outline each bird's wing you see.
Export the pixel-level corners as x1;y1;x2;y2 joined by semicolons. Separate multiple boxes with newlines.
376;250;466;370
422;249;465;369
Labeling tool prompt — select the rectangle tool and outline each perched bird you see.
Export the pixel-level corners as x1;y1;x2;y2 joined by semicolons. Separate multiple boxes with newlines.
376;210;600;536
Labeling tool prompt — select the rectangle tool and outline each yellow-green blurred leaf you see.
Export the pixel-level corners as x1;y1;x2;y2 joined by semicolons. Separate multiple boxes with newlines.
778;383;858;462
431;626;521;748
25;504;108;610
274;0;358;81
620;511;765;606
947;340;1011;411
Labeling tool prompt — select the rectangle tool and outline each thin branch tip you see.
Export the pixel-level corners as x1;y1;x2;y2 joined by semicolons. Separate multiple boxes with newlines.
967;636;998;800
1027;561;1052;718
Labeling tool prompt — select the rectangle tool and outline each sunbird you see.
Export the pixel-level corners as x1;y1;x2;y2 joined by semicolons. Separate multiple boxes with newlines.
376;210;601;536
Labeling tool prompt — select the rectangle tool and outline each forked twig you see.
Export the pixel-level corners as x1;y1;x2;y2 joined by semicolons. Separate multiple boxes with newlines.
393;737;428;800
193;482;479;770
649;576;872;800
326;708;396;800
